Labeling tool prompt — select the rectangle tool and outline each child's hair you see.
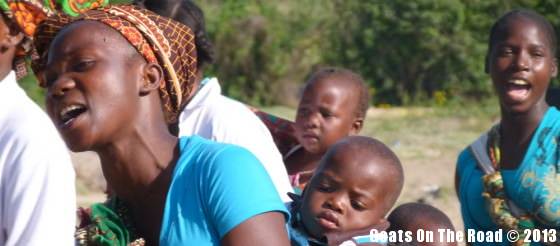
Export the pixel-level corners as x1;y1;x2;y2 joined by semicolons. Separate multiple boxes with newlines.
387;202;455;234
136;0;215;70
486;9;557;72
304;67;370;119
322;136;404;210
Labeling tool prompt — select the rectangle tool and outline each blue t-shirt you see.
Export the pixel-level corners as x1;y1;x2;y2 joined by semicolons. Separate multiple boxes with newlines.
159;136;289;245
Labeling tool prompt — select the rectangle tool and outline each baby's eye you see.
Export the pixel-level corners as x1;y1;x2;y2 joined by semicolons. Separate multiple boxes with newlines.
316;183;334;193
320;110;334;118
350;200;367;211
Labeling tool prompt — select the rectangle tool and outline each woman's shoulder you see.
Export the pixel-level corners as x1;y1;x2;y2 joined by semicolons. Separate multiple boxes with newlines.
177;136;262;173
456;133;488;175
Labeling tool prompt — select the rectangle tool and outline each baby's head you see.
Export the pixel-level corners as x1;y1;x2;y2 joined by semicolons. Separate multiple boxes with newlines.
388;203;456;246
295;67;369;155
299;136;403;239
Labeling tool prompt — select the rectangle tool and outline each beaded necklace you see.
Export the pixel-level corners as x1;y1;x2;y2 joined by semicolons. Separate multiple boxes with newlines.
483;125;535;246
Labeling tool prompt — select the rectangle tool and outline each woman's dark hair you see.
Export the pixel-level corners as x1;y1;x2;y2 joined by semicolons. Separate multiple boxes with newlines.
486;9;557;72
135;0;215;70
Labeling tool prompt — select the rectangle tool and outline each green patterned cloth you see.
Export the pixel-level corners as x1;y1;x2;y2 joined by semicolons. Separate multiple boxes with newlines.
76;197;143;246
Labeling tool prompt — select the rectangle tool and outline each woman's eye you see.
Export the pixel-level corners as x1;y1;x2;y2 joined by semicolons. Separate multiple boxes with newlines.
43;73;57;88
73;60;95;72
531;51;545;57
497;48;513;56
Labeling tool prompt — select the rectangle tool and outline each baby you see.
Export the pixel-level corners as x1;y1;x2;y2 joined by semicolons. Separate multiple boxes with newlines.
288;136;404;245
387;203;457;246
285;67;369;191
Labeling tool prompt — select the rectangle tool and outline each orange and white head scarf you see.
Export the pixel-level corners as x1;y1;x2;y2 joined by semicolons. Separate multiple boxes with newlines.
33;4;197;123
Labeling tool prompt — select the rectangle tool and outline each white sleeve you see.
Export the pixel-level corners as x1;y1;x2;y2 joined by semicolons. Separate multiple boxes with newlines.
206;99;294;202
1;129;76;246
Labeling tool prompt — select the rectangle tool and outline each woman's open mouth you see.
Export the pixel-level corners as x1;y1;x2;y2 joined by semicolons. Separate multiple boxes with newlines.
504;79;531;102
59;104;87;128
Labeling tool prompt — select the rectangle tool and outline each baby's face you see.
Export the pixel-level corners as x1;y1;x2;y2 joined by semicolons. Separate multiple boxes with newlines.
295;77;360;154
300;149;388;239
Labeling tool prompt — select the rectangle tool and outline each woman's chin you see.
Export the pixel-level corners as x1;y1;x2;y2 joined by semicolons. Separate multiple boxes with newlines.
63;137;94;152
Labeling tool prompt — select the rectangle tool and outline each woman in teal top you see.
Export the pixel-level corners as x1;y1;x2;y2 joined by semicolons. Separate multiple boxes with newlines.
455;9;560;245
33;5;289;246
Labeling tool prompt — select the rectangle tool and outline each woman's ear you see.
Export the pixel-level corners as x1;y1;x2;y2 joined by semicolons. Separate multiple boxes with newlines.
0;25;23;53
140;62;164;94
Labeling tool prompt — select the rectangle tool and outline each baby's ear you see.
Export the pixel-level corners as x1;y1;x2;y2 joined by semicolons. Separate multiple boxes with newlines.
350;117;364;134
140;62;164;94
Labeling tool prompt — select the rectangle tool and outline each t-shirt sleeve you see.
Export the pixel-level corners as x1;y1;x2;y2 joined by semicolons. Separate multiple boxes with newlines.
201;145;290;238
456;148;483;231
456;148;472;180
1;127;76;245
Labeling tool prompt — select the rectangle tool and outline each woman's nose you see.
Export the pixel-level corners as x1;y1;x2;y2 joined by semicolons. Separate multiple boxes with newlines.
48;76;76;98
512;51;530;71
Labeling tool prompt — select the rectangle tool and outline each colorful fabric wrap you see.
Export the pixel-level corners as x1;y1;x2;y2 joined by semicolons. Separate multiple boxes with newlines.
0;0;126;79
482;107;560;245
76;197;145;246
32;4;198;123
248;106;299;156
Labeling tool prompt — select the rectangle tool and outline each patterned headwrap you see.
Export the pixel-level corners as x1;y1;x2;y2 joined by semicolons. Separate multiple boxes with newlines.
0;0;122;79
33;4;197;123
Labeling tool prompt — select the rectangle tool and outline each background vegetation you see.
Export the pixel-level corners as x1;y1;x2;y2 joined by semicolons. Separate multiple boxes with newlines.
198;0;560;107
20;0;560;107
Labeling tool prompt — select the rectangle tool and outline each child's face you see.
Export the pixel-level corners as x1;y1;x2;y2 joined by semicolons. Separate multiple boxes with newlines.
488;17;557;114
44;21;145;151
299;148;388;239
295;77;360;154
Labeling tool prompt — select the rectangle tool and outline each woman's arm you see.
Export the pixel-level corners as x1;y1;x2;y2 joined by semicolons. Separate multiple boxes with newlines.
221;212;289;246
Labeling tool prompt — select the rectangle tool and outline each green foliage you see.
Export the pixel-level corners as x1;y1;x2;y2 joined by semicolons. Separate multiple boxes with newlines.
201;0;330;105
21;1;560;107
197;0;560;106
18;71;45;107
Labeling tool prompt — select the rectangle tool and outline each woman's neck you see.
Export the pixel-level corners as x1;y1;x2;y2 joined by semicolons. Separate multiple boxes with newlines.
498;102;548;169
500;103;548;143
97;125;179;203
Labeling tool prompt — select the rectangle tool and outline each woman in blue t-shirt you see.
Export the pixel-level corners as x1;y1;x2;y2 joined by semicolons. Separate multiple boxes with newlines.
455;9;560;245
33;5;289;246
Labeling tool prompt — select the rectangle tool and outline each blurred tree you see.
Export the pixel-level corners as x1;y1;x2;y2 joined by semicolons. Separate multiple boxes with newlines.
25;0;560;107
20;0;560;106
201;0;332;105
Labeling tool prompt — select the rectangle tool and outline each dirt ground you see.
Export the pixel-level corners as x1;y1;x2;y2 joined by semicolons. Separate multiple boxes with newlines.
74;105;500;242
